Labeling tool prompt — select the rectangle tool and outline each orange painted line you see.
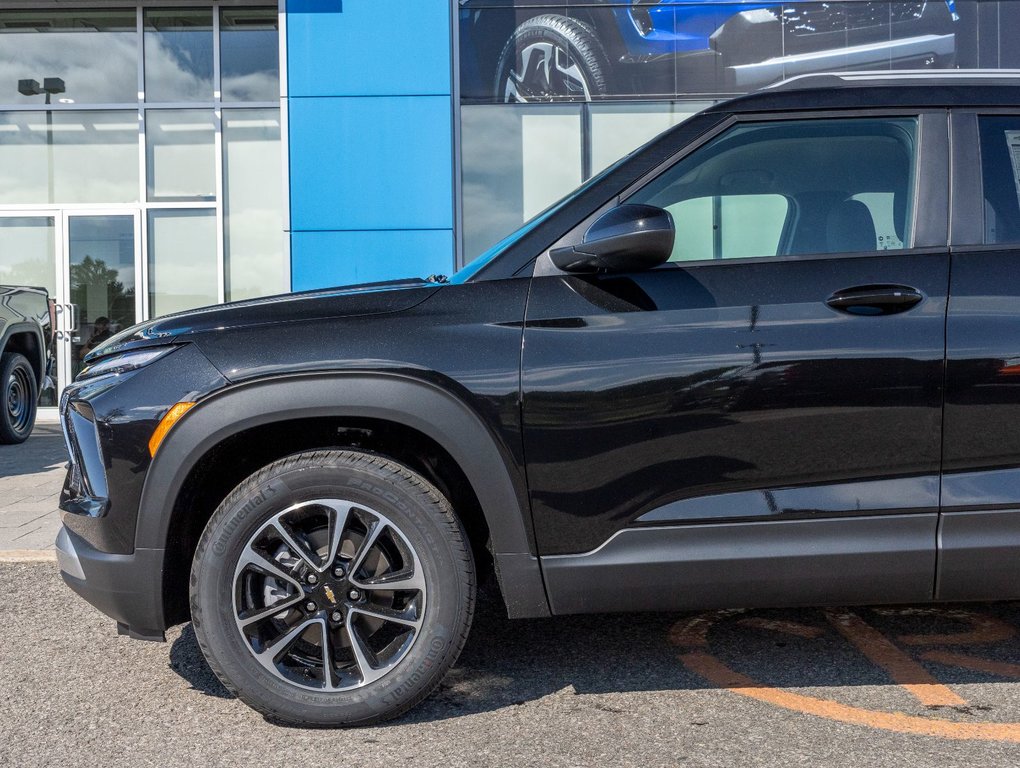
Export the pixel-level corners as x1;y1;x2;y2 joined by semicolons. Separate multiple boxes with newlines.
737;617;826;639
873;607;1016;646
824;609;968;707
679;650;1020;743
898;615;1016;647
921;650;1020;680
670;609;744;648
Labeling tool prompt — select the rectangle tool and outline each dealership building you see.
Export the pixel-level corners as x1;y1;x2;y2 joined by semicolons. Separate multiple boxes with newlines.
0;0;1017;403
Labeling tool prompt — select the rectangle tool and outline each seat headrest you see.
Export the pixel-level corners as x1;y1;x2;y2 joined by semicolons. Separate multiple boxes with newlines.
827;199;877;253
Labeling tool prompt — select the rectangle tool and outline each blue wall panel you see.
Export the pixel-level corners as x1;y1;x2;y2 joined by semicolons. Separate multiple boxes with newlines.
291;229;455;290
288;95;453;232
287;0;451;98
286;0;456;289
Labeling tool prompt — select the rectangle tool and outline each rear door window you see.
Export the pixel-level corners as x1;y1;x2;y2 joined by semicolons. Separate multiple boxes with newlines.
978;116;1020;244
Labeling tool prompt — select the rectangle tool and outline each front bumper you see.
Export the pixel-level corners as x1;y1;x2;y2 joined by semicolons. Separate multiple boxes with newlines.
56;526;167;641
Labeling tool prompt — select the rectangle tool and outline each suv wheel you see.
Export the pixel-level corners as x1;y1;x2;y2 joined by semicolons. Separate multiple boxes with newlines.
190;450;475;726
494;14;610;102
0;352;37;444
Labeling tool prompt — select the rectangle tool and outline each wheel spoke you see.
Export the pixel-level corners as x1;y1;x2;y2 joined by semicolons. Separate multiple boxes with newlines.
237;592;304;629
349;604;420;629
235;545;303;592
346;617;387;685
320;620;342;690
350;568;425;593
349;518;387;576
256;617;318;666
270;520;322;573
321;501;352;569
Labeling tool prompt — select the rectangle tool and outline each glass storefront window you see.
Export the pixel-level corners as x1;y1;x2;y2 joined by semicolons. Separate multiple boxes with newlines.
223;109;286;301
146;109;216;202
221;9;280;102
0;11;137;106
461;104;582;261
148;210;218;317
0;216;55;294
0;111;138;204
144;9;214;102
590;102;714;174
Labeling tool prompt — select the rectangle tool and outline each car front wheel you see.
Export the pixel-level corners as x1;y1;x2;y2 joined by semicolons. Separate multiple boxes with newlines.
190;449;475;726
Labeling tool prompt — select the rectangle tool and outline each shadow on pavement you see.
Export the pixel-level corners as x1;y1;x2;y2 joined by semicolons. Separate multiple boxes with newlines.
167;580;1020;726
0;423;66;480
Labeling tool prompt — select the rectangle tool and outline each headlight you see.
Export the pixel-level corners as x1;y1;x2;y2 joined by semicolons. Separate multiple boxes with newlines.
77;346;178;381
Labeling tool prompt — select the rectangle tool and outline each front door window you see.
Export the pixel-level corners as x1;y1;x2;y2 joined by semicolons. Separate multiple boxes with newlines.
629;117;919;261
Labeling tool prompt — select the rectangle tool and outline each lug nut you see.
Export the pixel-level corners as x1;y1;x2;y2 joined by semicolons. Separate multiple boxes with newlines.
348;589;361;601
331;611;343;622
305;601;317;613
333;566;345;578
306;573;318;585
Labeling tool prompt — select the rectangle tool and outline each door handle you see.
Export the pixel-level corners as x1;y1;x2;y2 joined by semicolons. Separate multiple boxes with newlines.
825;284;924;316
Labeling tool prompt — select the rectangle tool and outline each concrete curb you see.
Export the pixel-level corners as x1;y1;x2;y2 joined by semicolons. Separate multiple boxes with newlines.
0;549;57;562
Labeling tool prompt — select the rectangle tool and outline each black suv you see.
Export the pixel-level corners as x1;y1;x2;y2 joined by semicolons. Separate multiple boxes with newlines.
57;72;1020;726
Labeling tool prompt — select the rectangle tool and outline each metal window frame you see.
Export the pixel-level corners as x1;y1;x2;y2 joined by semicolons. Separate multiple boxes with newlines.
0;1;284;320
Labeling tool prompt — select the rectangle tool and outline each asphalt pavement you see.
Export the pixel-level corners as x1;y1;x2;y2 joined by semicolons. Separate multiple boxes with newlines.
5;425;1020;765
4;561;1020;767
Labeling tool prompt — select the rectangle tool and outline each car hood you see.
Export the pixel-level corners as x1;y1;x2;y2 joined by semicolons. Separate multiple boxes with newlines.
87;278;441;361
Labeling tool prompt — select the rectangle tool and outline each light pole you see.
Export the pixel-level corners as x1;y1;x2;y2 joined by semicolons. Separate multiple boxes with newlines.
18;78;66;204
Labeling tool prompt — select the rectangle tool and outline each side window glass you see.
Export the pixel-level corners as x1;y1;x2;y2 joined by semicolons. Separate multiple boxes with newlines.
978;116;1020;244
667;195;789;261
629;118;918;262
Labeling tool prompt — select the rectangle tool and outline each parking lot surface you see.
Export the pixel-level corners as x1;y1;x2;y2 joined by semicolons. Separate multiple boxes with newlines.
0;421;64;552
3;560;1020;767
4;425;1020;766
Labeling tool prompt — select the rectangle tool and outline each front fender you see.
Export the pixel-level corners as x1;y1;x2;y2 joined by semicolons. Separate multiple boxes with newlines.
136;372;551;618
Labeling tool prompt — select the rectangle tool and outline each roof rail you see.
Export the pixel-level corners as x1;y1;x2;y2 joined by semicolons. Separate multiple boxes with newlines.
766;69;1020;91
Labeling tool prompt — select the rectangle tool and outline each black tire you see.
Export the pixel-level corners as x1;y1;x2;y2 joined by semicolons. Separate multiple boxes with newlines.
494;14;610;102
190;450;475;727
0;352;37;444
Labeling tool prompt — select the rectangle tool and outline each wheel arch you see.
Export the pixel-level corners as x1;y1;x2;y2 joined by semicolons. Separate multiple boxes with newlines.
136;372;550;625
1;322;45;388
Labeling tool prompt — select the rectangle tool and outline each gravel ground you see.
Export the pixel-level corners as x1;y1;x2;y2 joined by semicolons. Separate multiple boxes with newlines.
5;562;1020;766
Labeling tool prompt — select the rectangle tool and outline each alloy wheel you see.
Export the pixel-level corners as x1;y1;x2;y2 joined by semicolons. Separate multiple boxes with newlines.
232;498;426;692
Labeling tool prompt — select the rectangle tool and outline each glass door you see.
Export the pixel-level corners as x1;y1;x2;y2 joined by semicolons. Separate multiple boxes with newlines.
0;212;60;407
59;211;141;390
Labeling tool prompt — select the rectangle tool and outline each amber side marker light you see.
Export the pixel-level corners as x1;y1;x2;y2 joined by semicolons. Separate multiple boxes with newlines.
148;402;197;458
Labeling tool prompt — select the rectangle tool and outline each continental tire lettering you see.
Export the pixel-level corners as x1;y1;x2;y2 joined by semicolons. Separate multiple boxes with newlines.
212;483;280;556
379;636;449;706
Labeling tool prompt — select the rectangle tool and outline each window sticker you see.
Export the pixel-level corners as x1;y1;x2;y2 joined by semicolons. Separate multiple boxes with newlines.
1005;130;1020;210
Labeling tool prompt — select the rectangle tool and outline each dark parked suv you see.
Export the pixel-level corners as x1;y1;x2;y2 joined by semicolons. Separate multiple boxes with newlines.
57;71;1020;726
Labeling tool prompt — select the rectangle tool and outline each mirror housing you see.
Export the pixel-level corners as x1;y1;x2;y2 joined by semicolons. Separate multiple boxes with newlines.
550;204;675;274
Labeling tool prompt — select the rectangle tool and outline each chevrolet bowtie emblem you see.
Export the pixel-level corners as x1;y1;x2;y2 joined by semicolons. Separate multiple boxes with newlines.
323;585;337;605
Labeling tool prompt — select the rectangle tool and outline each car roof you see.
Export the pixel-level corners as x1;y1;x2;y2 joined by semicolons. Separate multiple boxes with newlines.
710;70;1020;114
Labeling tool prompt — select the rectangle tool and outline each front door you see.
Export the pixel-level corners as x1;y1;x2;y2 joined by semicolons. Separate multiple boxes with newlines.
58;212;141;387
0;210;140;409
523;112;951;614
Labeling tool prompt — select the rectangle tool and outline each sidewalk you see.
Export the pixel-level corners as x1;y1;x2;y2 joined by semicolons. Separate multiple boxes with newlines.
0;422;65;555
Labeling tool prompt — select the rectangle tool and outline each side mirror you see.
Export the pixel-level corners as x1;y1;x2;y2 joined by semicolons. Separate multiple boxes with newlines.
550;204;674;274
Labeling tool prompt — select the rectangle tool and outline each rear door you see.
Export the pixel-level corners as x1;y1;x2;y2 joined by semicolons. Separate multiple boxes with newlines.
522;111;951;614
939;109;1020;600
